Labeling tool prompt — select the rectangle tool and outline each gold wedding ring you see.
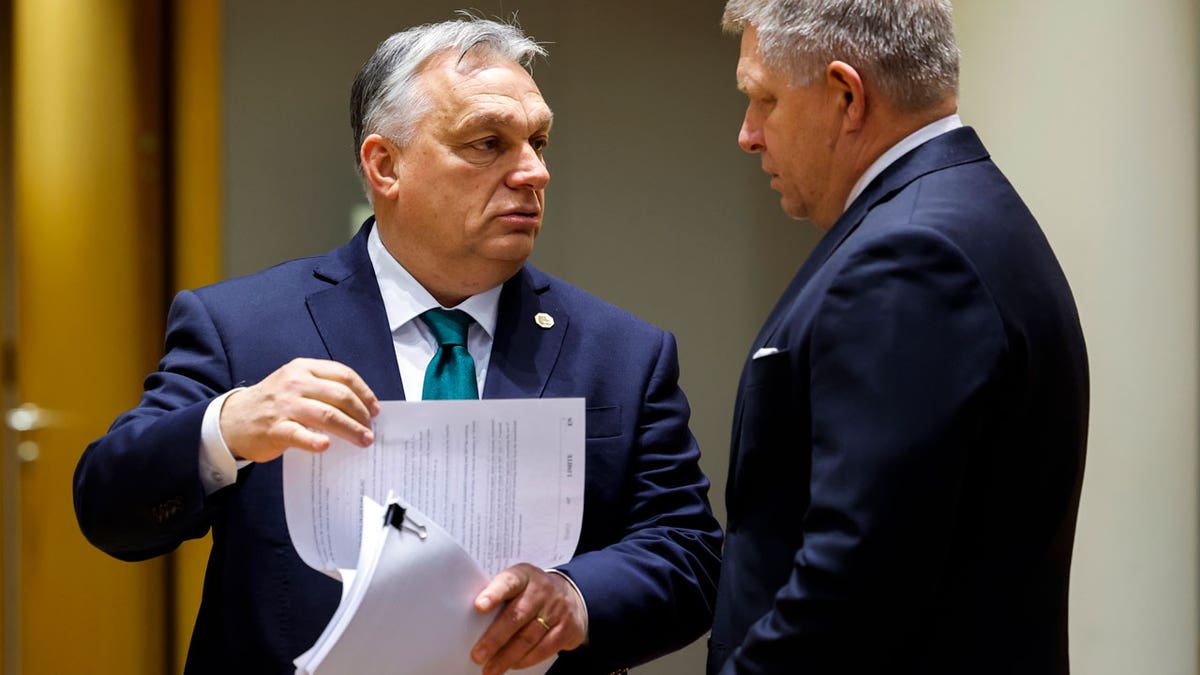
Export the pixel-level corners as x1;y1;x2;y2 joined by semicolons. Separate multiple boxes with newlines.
535;616;552;631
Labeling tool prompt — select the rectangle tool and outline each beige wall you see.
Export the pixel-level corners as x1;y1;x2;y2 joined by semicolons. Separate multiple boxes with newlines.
955;2;1199;673
223;1;1199;673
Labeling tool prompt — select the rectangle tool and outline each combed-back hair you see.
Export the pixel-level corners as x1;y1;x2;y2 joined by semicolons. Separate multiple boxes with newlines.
350;14;547;172
722;0;959;111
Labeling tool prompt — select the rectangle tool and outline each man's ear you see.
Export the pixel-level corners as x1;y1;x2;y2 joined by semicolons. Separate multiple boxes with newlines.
826;61;866;132
360;134;402;200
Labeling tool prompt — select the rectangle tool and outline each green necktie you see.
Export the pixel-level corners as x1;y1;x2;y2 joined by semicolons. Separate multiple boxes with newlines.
420;309;479;400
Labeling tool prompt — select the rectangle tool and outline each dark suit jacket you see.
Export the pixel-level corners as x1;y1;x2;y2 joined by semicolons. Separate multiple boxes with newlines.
708;128;1088;675
74;220;722;675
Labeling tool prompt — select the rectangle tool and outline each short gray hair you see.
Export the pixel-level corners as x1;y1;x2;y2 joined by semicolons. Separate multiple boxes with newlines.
350;15;547;171
722;0;960;111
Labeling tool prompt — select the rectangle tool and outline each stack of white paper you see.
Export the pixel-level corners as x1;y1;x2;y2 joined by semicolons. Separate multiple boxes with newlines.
294;495;555;675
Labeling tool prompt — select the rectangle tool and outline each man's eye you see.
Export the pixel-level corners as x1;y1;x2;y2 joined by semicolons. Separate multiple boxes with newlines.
471;138;501;152
747;97;776;116
531;137;549;153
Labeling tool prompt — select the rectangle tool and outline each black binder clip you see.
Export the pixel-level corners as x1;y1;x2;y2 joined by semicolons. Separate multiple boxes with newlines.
384;502;428;540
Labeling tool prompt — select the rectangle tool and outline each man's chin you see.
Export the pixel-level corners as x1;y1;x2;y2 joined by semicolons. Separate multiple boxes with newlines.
779;196;806;221
485;234;537;262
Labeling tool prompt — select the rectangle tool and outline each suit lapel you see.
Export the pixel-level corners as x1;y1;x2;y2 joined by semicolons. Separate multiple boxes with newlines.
305;219;407;401
483;266;566;400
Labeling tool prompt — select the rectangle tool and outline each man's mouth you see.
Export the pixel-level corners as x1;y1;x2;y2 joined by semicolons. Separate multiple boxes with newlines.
495;209;542;228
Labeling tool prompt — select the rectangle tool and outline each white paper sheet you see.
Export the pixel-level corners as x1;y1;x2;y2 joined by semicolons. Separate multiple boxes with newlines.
283;398;586;577
294;495;555;675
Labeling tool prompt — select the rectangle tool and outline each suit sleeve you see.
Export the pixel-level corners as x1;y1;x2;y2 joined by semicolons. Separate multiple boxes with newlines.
74;289;233;561
722;229;1008;673
555;331;724;674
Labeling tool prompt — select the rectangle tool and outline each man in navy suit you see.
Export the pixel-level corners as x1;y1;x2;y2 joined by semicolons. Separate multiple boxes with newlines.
707;2;1088;674
74;17;721;675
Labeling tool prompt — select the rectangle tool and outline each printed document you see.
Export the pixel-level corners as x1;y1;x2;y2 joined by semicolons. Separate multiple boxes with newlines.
282;398;586;578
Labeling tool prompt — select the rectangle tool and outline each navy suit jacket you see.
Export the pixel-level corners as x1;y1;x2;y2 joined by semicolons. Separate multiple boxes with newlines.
75;221;722;675
707;128;1088;674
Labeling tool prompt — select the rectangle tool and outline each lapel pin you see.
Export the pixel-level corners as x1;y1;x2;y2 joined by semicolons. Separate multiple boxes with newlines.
534;312;555;329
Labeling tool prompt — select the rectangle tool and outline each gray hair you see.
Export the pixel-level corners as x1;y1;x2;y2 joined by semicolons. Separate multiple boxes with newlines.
350;15;547;172
722;0;960;111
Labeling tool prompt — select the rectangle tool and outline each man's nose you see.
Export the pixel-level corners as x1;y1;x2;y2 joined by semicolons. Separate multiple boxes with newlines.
738;116;765;154
508;144;551;190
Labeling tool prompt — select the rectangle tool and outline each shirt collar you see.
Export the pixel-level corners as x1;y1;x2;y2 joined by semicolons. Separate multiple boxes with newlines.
367;224;502;338
844;113;963;211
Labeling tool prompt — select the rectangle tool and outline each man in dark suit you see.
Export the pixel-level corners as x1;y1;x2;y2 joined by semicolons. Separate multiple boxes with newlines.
74;16;721;675
707;2;1088;674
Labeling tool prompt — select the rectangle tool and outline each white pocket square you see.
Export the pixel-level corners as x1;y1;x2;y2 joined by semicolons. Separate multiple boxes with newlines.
752;347;781;360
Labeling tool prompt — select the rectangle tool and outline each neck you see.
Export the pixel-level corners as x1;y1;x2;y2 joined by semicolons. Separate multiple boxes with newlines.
860;100;957;174
815;98;958;230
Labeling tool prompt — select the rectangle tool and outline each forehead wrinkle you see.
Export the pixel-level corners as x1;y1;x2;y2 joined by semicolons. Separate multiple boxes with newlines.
421;56;553;138
455;105;554;136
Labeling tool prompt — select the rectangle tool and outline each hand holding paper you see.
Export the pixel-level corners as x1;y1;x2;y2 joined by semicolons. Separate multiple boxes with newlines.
472;564;587;675
222;357;380;461
294;495;556;675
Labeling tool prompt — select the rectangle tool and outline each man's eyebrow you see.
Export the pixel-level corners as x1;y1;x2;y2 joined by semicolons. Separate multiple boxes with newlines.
457;110;554;134
735;71;753;94
736;63;763;95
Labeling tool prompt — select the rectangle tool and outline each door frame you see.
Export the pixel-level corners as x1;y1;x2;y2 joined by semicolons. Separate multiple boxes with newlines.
7;1;169;672
167;1;223;670
1;0;19;671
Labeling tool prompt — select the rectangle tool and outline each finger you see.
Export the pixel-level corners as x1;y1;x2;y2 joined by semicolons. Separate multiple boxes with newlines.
296;376;374;424
291;397;374;448
273;420;331;454
476;592;542;659
472;568;540;665
512;620;566;671
262;361;374;436
475;566;532;613
511;576;585;668
483;620;550;675
290;359;380;422
299;358;381;416
327;381;376;426
514;573;585;668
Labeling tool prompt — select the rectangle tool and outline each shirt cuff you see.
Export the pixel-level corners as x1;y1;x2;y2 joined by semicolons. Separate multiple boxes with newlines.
546;568;589;643
199;388;248;495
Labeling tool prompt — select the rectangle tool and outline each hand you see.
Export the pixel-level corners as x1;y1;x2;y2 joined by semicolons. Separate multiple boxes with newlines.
471;563;587;675
219;357;380;462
